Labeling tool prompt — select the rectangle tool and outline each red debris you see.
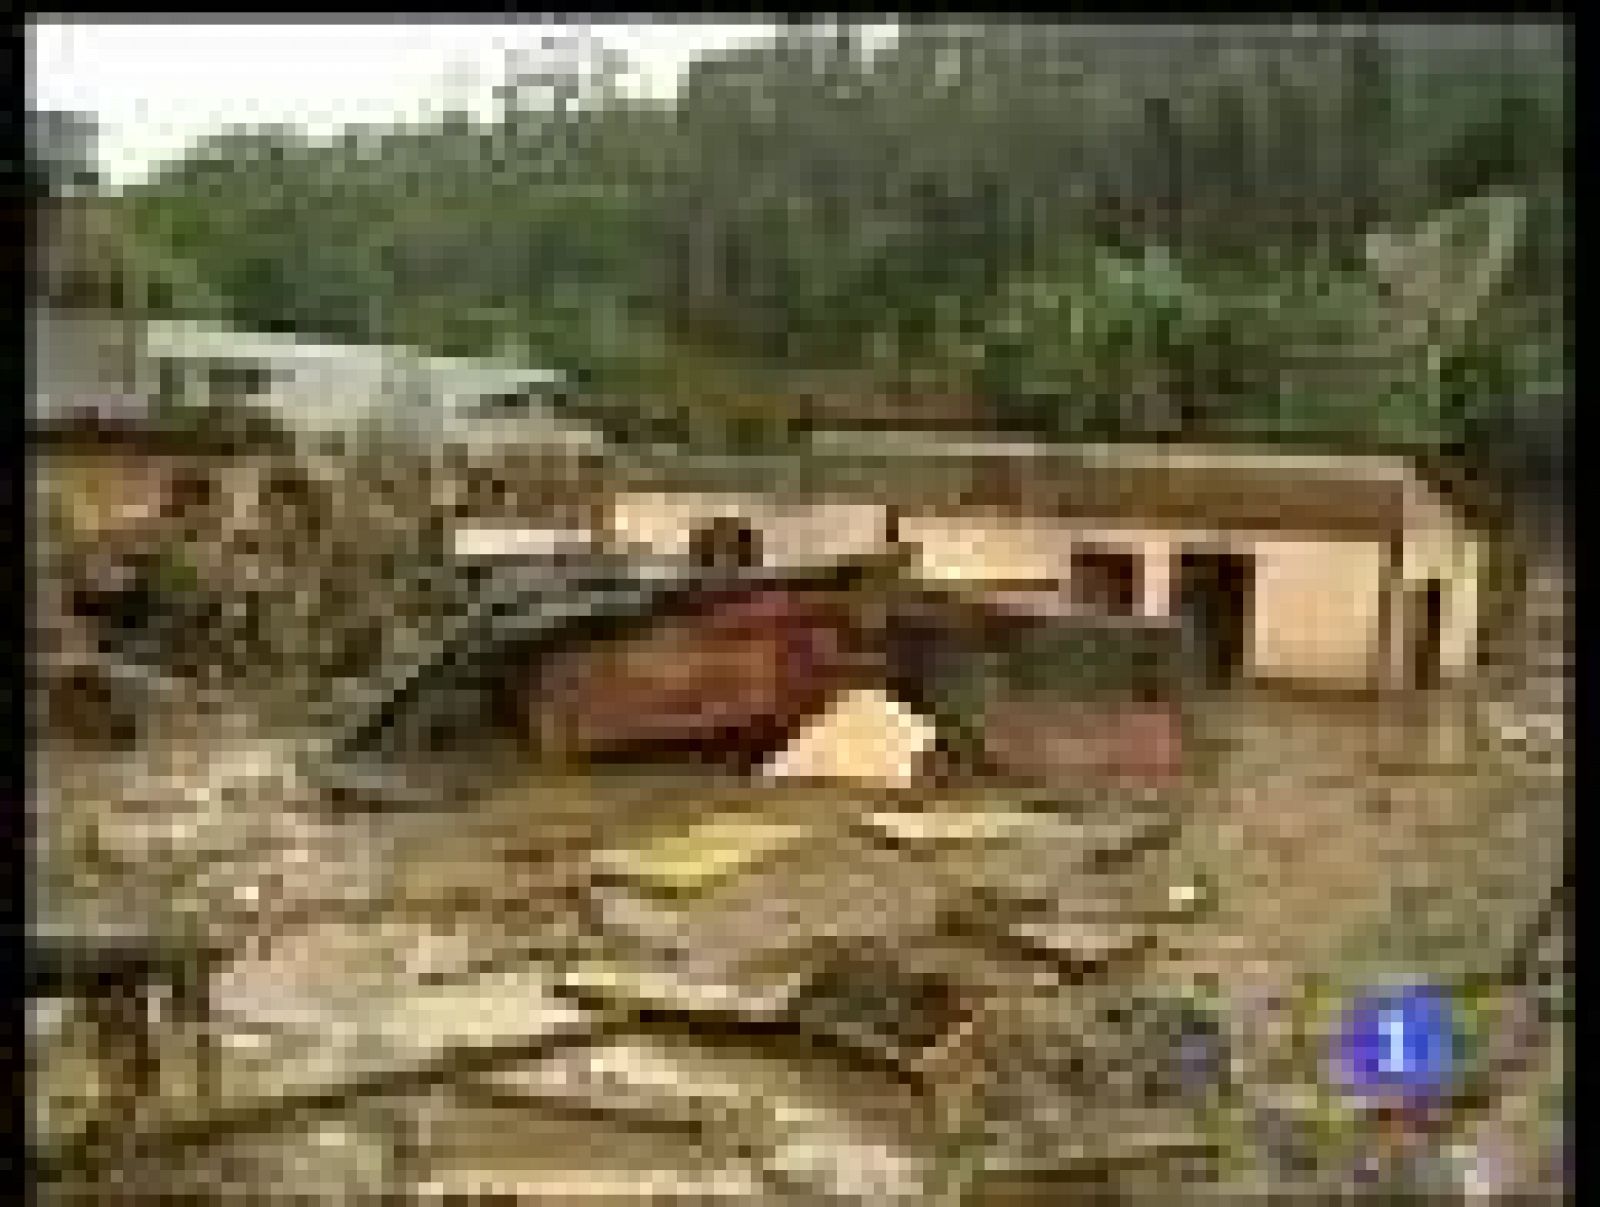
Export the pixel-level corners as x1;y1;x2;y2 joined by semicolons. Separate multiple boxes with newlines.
520;587;866;764
980;699;1185;788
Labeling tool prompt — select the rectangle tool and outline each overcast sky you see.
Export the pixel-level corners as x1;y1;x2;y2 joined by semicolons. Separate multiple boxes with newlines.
28;19;789;185
31;18;1558;188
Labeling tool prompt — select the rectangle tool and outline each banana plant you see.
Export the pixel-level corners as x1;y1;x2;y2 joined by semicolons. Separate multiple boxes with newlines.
980;189;1527;450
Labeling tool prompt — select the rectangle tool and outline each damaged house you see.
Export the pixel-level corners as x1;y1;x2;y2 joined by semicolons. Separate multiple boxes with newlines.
607;437;1485;695
325;435;1481;803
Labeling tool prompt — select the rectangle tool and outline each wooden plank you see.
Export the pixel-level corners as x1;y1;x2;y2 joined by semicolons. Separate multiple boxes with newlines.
590;837;956;991
416;1167;772;1202
468;1031;925;1162
453;525;596;561
859;805;1175;859
557;956;811;1021
1007;918;1156;966
407;1100;777;1203
590;818;816;899
36;965;597;1184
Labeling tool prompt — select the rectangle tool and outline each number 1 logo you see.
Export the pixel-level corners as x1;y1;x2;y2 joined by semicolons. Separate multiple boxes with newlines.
1335;983;1460;1101
1379;1009;1410;1075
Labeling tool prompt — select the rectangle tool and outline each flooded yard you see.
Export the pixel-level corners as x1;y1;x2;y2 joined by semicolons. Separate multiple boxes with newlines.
32;660;1567;1201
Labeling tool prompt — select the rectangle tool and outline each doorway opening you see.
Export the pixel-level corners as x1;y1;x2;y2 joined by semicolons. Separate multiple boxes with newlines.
1176;550;1255;688
1071;544;1141;617
688;515;764;571
1407;580;1445;691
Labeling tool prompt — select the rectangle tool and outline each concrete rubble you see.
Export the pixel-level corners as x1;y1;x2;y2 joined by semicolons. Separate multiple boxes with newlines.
760;686;939;787
539;798;1226;1193
306;549;1194;806
38;774;1230;1199
471;1033;933;1201
31;494;1568;1201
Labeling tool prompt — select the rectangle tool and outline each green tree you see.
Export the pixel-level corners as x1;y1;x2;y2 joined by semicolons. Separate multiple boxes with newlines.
118;21;1566;459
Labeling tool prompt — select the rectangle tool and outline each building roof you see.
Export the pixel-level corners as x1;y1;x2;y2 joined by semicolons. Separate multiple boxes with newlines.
28;110;99;195
142;320;594;449
614;439;1461;540
144;320;562;388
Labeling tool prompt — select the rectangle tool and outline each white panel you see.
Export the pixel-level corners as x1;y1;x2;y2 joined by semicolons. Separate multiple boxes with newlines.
454;527;594;560
1250;540;1386;686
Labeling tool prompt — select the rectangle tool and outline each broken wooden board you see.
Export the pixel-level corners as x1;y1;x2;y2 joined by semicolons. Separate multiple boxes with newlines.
471;1035;772;1132
208;917;479;1037
970;855;1204;969
188;964;593;1100
452;524;595;562
466;1029;932;1202
758;687;938;788
858;802;1177;861
581;831;958;997
1006;917;1158;966
954;831;1193;916
590;817;816;899
36;963;597;1182
418;1168;773;1204
557;956;812;1022
765;1110;932;1202
408;1099;776;1204
567;850;958;1033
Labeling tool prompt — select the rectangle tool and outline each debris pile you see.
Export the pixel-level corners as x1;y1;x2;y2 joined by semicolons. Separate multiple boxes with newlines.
35;449;463;738
495;793;1217;1198
48;498;1567;1200
759;687;938;787
310;548;1193;806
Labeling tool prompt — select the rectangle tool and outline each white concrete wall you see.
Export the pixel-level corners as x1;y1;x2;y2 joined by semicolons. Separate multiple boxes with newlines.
262;362;403;436
608;492;1426;688
29;311;152;420
900;515;1073;586
900;517;1195;616
454;525;596;560
1441;536;1483;679
608;492;889;568
614;495;1242;621
1400;516;1483;681
1249;539;1388;686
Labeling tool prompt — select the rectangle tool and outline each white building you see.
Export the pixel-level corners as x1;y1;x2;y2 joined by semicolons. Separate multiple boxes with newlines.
141;320;602;451
606;438;1485;694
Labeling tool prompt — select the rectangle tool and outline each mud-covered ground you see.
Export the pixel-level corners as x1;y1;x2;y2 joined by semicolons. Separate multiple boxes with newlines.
30;489;1569;1201
33;667;1568;1202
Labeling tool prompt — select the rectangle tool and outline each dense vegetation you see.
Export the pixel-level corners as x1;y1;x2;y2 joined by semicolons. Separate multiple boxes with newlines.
96;22;1568;477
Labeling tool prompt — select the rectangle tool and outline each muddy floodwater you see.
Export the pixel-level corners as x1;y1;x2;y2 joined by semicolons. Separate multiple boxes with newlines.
32;668;1567;1201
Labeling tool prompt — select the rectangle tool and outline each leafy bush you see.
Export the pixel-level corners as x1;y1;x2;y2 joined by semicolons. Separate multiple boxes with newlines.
978;245;1225;439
